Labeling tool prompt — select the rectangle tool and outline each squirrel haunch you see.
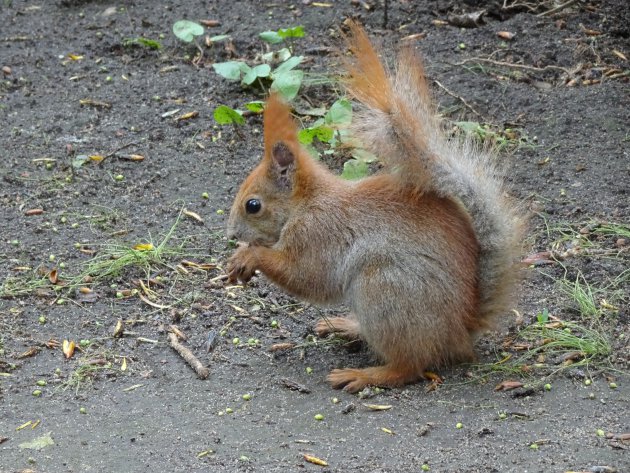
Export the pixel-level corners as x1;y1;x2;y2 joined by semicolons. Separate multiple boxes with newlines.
226;22;525;393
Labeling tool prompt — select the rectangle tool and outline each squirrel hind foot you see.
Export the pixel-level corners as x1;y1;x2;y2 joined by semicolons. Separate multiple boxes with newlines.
327;364;421;393
314;316;361;340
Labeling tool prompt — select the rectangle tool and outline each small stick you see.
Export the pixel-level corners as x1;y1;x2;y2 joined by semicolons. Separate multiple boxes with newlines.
450;57;571;75
168;332;209;379
434;80;483;118
537;0;579;17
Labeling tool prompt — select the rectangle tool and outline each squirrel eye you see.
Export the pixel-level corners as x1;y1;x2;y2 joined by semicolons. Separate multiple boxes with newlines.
245;198;262;214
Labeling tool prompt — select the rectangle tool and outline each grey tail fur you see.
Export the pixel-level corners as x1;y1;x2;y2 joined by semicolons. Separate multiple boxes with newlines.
344;23;525;325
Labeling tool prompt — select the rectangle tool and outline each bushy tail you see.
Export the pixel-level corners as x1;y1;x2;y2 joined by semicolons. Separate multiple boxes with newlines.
343;22;525;324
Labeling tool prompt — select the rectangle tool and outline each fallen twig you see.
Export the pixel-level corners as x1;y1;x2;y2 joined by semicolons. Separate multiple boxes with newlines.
168;332;209;379
537;0;579;17
450;57;572;75
434;80;483;118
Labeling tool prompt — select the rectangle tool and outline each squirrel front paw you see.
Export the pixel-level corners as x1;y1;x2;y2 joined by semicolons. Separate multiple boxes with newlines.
226;245;258;284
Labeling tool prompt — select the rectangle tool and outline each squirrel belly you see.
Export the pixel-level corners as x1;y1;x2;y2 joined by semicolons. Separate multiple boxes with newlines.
226;22;524;392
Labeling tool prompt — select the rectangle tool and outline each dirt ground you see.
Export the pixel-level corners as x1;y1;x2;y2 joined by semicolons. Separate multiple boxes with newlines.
1;1;629;472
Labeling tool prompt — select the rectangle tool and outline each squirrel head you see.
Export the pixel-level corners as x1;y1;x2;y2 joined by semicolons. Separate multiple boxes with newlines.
227;93;314;246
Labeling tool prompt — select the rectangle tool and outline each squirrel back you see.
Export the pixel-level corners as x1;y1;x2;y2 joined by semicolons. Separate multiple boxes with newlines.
226;23;525;392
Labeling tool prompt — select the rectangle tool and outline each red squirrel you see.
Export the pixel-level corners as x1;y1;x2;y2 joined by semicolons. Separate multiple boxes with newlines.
226;22;524;392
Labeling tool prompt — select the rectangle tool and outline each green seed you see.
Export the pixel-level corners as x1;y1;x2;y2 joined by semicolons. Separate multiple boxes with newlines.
305;367;313;375
79;339;90;347
36;380;47;386
49;254;56;262
71;222;79;228
584;379;592;386
55;368;61;375
80;407;87;414
596;429;605;437
421;464;430;471
247;338;256;345
270;320;278;328
498;412;507;420
332;397;339;404
219;330;227;337
38;316;46;324
544;383;552;391
114;174;124;181
242;393;251;401
201;192;209;199
10;239;19;246
59;262;66;269
588;393;595;400
609;382;617;389
32;390;42;397
116;292;123;298
529;443;539;450
226;408;233;414
458;43;466;49
56;298;65;305
314;414;324;421
232;337;240;345
216;209;224;215
456;423;463;429
60;216;67;224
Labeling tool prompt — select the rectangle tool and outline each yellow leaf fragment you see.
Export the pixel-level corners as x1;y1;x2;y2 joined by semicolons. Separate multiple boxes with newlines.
432;19;449;26
612;49;627;61
311;2;332;6
133;243;154;251
16;421;33;431
183;209;204;223
363;403;393;411
303;454;328;466
381;427;395;435
128;154;145;161
89;154;104;162
31;420;41;429
113;319;124;337
175;111;199;121
67;54;84;61
121;357;127;372
62;340;76;359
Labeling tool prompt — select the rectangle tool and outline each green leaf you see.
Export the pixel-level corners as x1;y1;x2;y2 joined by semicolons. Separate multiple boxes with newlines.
72;155;89;169
278;26;305;39
298;125;334;145
173;20;204;43
213;61;247;81
341;159;369;180
351;148;378;163
325;99;352;125
245;101;265;113
242;63;271;85
270;69;303;101
259;31;283;44
213;105;245;125
273;56;303;75
454;121;483;134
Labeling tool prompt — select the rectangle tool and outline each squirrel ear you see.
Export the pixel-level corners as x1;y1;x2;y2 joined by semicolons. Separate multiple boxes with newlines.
269;141;296;191
271;141;295;169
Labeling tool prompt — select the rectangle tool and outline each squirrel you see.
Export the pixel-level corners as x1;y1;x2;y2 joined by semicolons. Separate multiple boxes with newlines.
226;22;525;393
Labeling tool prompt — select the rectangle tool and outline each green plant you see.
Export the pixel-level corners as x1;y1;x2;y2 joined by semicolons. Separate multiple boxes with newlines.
454;121;535;151
122;37;162;50
173;20;204;43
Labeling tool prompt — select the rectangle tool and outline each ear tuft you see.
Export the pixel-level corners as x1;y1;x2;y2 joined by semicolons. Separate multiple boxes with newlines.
271;141;295;170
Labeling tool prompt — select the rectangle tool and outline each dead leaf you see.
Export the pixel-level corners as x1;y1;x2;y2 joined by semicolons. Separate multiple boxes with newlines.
401;33;426;42
17;347;39;359
303;454;328;466
48;268;58;284
363;403;393;411
79;99;111;109
431;19;449;26
269;343;295;352
183;209;204;223
62;340;76;359
24;208;44;216
495;380;524;391
67;54;83;61
175;111;199;121
497;31;515;40
448;10;486;28
199;19;220;27
113;319;124;337
612;49;627;61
